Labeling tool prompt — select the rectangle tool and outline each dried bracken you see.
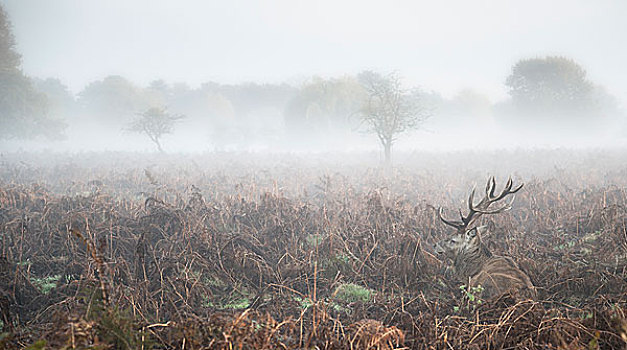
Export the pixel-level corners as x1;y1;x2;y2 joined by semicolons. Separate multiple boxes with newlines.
0;151;625;349
346;319;405;350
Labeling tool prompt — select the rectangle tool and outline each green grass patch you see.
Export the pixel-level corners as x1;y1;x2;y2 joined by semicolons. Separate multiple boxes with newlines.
293;296;313;310
333;283;373;303
203;289;251;309
30;275;63;294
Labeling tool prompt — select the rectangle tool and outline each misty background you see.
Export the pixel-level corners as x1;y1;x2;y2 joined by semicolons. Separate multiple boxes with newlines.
1;0;626;155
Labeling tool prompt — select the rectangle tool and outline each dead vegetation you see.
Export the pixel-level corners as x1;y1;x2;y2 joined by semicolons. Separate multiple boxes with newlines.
0;151;625;349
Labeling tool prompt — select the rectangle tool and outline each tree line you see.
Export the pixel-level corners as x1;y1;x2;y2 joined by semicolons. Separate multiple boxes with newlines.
0;5;623;163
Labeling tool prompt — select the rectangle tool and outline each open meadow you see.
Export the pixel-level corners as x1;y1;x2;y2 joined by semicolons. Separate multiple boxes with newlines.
0;150;626;349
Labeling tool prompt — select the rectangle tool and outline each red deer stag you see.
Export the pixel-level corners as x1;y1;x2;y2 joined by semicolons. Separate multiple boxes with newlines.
435;177;536;299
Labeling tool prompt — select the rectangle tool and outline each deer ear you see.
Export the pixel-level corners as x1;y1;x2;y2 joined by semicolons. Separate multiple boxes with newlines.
475;225;488;236
466;228;477;238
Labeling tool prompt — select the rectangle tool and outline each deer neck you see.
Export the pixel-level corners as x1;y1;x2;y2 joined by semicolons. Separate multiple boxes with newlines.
454;241;493;280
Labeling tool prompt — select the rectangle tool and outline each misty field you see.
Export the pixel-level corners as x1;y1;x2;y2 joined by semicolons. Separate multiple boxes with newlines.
0;150;626;349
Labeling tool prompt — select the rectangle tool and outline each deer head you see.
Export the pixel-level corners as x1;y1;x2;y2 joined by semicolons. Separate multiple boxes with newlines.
434;225;487;258
434;177;523;258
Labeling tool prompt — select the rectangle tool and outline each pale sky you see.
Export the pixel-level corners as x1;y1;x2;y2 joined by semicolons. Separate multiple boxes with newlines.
3;0;627;105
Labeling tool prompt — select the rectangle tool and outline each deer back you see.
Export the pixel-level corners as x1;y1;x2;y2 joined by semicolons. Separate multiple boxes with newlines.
471;255;537;299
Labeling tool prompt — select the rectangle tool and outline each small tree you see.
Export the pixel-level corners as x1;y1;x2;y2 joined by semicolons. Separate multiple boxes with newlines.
128;107;184;152
358;71;429;165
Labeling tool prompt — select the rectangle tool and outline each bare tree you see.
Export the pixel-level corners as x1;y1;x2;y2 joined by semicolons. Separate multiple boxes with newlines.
358;71;430;165
128;107;184;152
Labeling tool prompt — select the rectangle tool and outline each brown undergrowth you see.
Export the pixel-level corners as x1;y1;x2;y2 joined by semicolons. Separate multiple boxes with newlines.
0;152;626;349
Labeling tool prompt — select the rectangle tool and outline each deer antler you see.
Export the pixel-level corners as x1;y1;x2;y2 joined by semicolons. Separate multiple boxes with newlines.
439;176;523;232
